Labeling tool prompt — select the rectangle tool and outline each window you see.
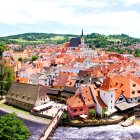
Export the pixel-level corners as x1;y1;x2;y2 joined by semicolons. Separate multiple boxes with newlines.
121;83;123;87
119;97;123;101
111;95;113;98
137;90;140;93
80;108;83;111
27;96;30;100
133;83;136;87
22;95;25;99
11;93;13;96
89;106;94;109
132;91;135;94
116;82;118;86
73;109;77;112
121;90;125;93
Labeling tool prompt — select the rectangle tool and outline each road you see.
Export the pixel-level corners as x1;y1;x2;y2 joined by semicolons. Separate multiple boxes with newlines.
0;102;51;125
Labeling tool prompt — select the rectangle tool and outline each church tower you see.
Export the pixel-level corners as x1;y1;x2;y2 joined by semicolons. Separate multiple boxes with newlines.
81;29;84;47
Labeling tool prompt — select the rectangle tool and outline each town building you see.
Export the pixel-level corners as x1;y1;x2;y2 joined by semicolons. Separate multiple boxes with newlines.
6;82;50;111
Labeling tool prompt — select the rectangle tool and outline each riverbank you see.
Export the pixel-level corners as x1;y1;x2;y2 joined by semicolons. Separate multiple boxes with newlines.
0;103;51;125
60;114;124;127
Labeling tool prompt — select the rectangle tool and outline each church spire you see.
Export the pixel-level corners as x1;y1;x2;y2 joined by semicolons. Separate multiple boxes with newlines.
81;29;83;37
81;29;84;47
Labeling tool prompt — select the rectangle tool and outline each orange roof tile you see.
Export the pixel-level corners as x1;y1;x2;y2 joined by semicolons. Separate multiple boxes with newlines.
101;76;115;91
67;85;95;108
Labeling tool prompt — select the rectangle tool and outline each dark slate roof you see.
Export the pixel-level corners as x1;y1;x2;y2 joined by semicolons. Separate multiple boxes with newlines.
76;76;91;84
47;88;60;95
69;37;81;47
62;86;77;93
61;87;77;98
91;78;100;83
78;70;91;77
43;67;50;71
6;82;46;105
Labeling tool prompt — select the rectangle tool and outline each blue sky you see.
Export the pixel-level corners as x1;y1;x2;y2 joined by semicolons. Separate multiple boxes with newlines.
0;0;140;37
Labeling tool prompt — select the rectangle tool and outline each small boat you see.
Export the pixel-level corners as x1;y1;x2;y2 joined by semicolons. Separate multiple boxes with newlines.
121;116;135;127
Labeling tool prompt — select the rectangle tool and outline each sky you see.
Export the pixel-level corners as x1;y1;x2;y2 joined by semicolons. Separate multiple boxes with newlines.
0;0;140;37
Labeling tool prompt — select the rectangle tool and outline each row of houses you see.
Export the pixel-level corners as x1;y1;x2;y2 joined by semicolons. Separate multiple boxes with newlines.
3;31;140;119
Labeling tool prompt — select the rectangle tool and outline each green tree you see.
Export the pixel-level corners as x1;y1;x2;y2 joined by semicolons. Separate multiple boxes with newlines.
0;43;7;60
0;113;31;140
62;112;68;121
31;55;38;62
89;109;96;118
18;57;22;62
0;64;15;97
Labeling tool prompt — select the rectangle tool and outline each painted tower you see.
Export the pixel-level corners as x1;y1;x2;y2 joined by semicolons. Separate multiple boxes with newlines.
81;29;84;47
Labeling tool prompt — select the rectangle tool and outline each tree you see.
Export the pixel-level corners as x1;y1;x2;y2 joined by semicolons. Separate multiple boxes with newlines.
89;109;96;118
0;63;15;97
0;113;31;140
31;55;38;62
62;112;68;121
0;43;7;60
18;57;22;62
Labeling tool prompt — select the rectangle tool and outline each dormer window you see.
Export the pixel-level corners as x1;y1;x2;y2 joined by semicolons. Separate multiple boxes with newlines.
22;95;25;99
121;90;125;93
116;82;118;86
132;90;135;94
27;96;30;100
121;83;123;87
133;83;136;87
137;90;140;93
11;93;13;96
69;82;72;85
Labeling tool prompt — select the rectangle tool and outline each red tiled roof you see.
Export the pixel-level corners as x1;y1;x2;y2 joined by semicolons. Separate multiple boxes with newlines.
67;85;95;108
101;76;115;91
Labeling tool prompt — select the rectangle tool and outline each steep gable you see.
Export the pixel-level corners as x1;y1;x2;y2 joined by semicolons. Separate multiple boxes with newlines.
101;77;115;91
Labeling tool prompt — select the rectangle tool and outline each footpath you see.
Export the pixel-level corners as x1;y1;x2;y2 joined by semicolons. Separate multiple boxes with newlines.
0;100;51;125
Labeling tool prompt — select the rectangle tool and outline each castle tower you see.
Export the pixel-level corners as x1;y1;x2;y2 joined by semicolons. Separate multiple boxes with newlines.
81;29;84;47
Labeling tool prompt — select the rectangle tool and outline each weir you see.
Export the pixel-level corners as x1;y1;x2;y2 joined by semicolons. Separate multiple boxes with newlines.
39;109;64;140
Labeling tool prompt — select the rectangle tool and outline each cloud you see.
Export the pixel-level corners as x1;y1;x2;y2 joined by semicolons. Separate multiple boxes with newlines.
123;0;140;6
0;0;140;37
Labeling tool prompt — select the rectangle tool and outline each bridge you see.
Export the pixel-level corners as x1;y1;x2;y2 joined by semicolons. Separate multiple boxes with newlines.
39;109;64;140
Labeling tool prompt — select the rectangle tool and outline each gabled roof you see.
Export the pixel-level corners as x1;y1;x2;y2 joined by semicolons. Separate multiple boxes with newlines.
6;82;47;105
90;85;107;109
67;85;95;108
69;37;81;47
113;76;140;100
53;75;69;87
100;76;115;91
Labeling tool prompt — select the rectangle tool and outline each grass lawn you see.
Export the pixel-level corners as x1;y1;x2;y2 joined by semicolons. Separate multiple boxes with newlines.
0;103;30;114
10;39;45;43
50;36;65;40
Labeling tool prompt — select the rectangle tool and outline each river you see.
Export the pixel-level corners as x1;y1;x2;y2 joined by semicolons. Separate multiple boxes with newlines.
1;110;140;140
52;125;140;140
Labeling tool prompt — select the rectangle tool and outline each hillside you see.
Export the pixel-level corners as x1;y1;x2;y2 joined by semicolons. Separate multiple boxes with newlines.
0;32;140;48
